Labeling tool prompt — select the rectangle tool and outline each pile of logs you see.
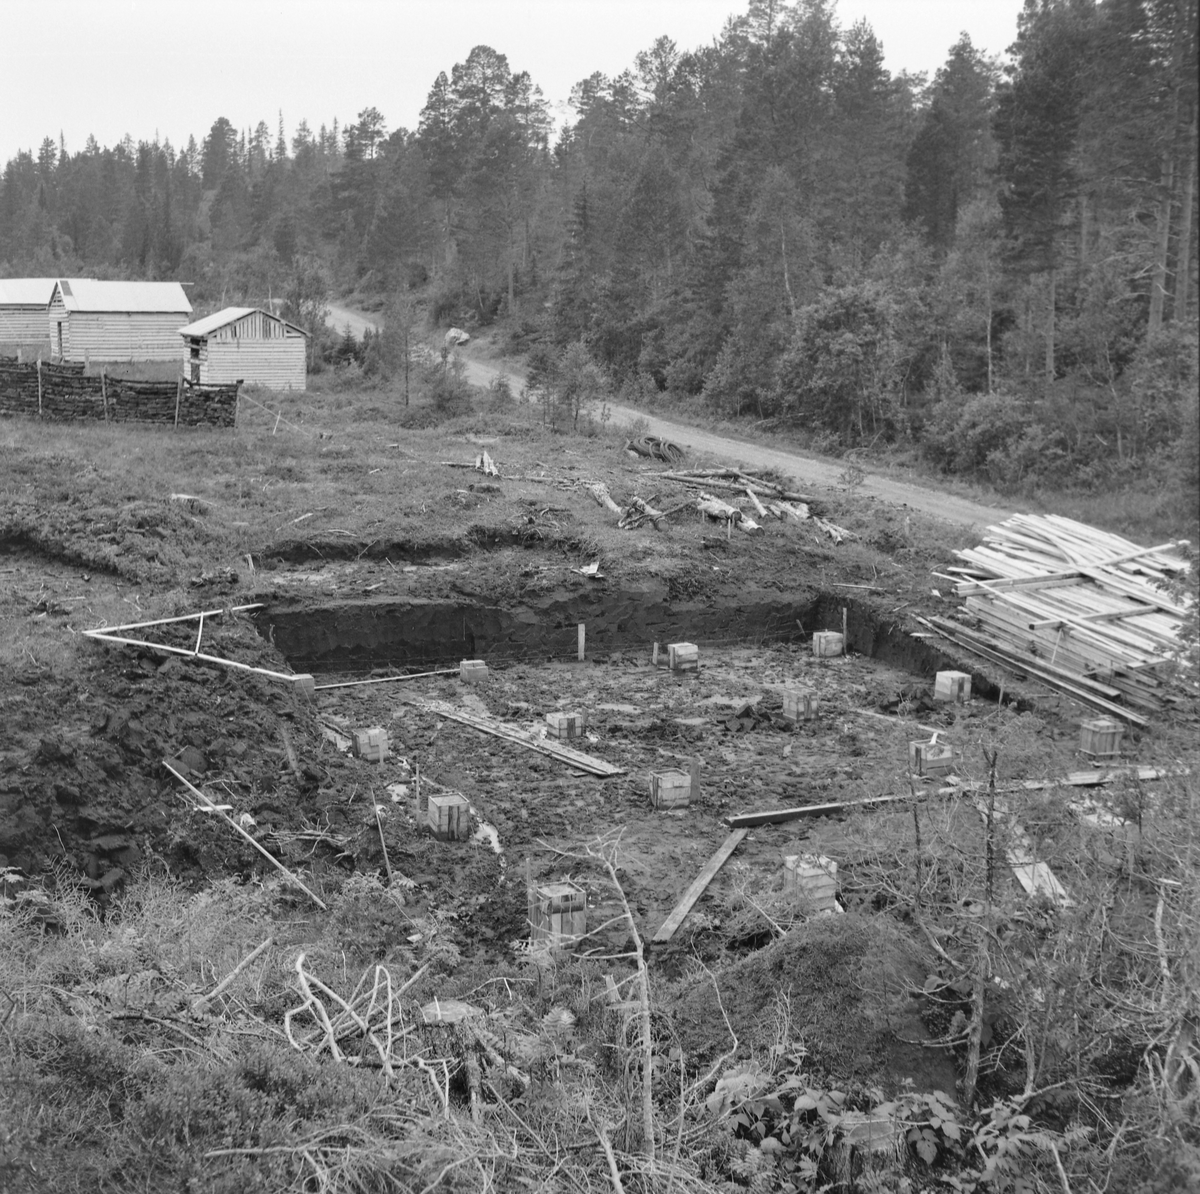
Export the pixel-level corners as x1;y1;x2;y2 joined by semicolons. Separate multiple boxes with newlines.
926;514;1192;724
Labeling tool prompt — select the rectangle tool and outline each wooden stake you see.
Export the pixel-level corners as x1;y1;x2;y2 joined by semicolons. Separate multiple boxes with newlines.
689;756;701;801
174;376;182;428
163;762;328;909
101;368;108;422
36;359;42;417
525;857;536;934
279;725;301;779
652;642;660;667
842;606;848;647
578;622;585;662
374;800;395;888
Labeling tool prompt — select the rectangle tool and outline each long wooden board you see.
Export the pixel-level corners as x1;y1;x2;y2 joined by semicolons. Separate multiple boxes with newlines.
973;798;1073;908
418;699;626;777
652;829;748;944
725;792;920;828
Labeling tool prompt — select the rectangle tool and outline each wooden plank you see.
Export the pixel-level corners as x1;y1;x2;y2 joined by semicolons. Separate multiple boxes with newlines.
652;829;748;943
921;617;1150;725
725;792;918;828
973;798;1073;908
419;699;625;777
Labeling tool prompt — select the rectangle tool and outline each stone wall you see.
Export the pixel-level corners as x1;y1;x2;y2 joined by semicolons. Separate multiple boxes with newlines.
0;358;239;427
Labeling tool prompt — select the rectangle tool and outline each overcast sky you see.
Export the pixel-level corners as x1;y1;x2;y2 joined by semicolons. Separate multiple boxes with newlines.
1;0;1025;163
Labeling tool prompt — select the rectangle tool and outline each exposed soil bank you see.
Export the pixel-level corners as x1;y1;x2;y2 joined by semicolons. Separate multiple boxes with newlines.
259;588;999;696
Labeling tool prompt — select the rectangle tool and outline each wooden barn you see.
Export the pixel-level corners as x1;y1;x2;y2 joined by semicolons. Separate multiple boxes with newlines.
0;278;88;351
178;307;308;390
48;279;192;362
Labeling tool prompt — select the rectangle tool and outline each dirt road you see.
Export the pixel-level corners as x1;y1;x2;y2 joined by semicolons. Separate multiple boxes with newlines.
327;305;1011;530
453;346;1011;531
326;303;378;340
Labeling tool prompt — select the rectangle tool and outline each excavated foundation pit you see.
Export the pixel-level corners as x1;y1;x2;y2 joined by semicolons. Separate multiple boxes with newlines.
257;588;1001;697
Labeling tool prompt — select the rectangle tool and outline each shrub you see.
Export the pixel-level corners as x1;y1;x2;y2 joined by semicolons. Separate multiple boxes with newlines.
922;392;1031;476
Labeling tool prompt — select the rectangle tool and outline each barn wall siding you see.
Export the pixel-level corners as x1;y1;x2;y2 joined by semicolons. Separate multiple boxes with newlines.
61;312;189;362
0;305;53;348
203;338;306;389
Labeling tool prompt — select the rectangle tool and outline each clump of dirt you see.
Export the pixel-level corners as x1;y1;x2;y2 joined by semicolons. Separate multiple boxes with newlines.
664;912;956;1094
2;494;227;585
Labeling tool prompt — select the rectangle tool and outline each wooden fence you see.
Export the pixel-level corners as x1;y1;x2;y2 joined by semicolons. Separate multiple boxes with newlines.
0;357;239;427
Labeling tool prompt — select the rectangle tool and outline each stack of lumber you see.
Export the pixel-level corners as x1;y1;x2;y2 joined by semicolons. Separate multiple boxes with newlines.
928;515;1191;723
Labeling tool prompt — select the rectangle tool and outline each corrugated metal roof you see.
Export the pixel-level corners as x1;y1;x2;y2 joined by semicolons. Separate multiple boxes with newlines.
0;278;83;305
54;279;192;314
178;306;308;338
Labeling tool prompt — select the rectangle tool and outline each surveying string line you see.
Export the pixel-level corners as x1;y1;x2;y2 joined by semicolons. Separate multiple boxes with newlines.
87;603;264;636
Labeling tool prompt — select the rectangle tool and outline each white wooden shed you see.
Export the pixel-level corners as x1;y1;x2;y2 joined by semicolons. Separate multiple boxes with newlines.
178;307;308;390
1;278;89;350
48;279;192;362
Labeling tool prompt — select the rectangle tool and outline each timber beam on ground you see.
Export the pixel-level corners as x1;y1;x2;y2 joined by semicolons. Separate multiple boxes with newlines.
652;828;748;944
415;698;626;777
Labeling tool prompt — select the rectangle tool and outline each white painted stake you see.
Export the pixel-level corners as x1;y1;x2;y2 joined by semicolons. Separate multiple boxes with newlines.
163;762;328;909
578;622;585;662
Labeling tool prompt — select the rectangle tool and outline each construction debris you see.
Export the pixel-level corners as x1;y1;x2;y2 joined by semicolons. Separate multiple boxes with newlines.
814;516;854;544
933;515;1190;719
625;434;685;462
587;482;622;514
657;467;816;507
697;492;761;532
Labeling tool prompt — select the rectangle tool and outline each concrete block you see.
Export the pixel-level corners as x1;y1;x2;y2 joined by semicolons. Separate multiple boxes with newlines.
812;631;844;657
293;673;316;700
352;726;388;763
667;642;699;672
531;880;587;952
650;769;692;809
427;792;470;841
909;739;958;776
782;689;818;722
1080;718;1124;759
784;854;839;913
460;659;489;683
934;670;972;703
546;710;586;739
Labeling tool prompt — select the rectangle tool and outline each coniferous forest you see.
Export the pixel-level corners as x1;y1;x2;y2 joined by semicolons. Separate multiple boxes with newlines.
2;0;1196;498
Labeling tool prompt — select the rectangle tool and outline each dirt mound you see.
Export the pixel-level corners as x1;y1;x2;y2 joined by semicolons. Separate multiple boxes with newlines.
664;913;956;1093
